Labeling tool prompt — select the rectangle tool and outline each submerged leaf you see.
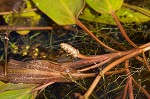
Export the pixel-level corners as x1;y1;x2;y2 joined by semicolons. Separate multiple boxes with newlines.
3;0;41;35
32;0;85;25
79;6;150;25
86;0;123;14
0;81;38;99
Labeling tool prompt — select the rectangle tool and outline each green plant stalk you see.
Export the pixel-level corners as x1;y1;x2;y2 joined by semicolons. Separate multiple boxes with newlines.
111;10;138;48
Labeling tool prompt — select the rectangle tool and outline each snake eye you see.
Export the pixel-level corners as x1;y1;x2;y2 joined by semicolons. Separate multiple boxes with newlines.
60;43;79;58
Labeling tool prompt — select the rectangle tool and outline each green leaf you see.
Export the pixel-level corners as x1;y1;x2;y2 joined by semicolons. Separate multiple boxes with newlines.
0;88;36;99
79;6;150;25
32;0;85;25
86;0;123;14
0;81;38;99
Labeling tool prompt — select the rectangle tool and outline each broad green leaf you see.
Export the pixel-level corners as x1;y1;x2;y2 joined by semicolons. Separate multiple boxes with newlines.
79;6;150;25
86;0;123;14
0;87;36;99
0;81;38;99
32;0;85;25
3;0;41;35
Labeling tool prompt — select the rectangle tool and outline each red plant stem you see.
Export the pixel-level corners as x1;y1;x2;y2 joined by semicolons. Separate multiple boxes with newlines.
69;49;134;70
99;32;145;64
78;58;111;72
75;19;119;52
32;82;54;92
139;42;150;49
111;10;138;48
84;43;150;98
125;60;134;99
98;32;145;63
105;69;126;75
122;81;129;99
84;48;143;98
128;77;134;99
77;48;135;60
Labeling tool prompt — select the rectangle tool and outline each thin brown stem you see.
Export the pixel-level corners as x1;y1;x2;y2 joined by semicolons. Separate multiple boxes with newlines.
0;26;53;31
125;60;134;99
84;48;143;98
104;68;126;75
75;19;119;52
78;58;110;72
128;77;134;99
32;82;54;92
122;81;129;99
98;32;145;63
111;10;138;48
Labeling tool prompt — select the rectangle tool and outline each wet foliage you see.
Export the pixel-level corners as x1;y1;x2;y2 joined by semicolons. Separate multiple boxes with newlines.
0;0;150;99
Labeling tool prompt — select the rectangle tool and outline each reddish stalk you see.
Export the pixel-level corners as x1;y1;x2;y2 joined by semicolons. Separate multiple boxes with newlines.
125;60;134;99
122;81;129;99
98;32;145;63
83;43;150;98
104;69;126;75
78;58;111;72
75;19;119;52
60;43;134;61
32;82;54;92
83;48;143;98
128;77;134;99
111;10;138;48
